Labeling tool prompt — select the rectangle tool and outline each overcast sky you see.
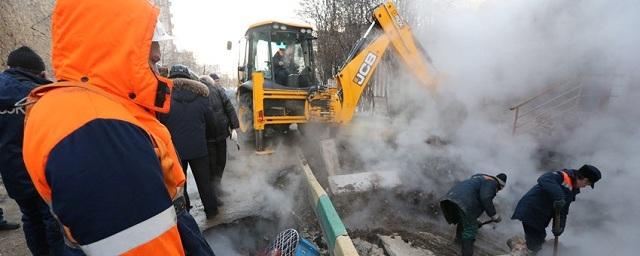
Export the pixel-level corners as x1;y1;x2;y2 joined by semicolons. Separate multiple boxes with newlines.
169;0;303;75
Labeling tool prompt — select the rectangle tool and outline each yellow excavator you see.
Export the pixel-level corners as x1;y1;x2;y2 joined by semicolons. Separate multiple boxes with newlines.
235;1;437;152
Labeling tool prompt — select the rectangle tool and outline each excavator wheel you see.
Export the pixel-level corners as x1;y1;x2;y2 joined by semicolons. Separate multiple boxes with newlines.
237;90;255;144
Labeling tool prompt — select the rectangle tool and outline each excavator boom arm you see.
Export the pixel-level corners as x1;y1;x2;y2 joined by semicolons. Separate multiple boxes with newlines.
335;1;436;123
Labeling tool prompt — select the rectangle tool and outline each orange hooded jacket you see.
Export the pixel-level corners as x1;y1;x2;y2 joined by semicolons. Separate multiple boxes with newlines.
23;0;187;254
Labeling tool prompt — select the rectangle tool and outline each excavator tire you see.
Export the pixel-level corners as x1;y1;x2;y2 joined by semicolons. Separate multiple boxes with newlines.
237;89;255;143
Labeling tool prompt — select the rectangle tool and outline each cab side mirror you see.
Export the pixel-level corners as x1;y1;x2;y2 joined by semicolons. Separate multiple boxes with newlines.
226;41;232;50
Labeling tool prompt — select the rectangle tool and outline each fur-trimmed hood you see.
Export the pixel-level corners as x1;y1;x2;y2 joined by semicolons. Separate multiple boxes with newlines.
171;78;209;104
172;78;209;96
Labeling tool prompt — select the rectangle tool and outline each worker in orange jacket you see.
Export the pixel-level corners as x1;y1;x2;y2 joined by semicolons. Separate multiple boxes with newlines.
22;0;214;255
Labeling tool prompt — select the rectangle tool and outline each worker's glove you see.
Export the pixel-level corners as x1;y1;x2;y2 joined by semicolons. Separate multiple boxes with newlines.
552;226;564;237
553;200;566;212
230;129;238;142
490;214;502;223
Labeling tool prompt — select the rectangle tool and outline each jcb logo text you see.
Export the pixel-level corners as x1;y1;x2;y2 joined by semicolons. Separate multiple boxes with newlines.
354;52;377;86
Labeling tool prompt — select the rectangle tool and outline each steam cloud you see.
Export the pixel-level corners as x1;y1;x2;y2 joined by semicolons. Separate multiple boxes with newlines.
340;0;640;254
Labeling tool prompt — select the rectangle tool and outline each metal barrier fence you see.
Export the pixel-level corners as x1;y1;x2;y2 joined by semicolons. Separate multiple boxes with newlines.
510;80;583;136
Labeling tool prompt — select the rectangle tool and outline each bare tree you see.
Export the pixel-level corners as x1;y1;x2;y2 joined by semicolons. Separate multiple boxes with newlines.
298;0;383;83
298;0;427;84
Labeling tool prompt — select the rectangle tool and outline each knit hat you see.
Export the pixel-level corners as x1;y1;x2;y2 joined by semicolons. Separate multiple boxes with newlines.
169;64;191;79
496;173;507;188
7;46;45;73
578;164;601;188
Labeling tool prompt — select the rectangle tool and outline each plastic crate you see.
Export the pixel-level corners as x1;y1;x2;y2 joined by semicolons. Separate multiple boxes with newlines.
295;238;320;256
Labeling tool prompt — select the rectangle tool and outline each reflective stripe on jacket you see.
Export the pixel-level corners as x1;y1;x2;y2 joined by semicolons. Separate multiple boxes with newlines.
560;171;574;190
22;0;186;254
80;206;177;255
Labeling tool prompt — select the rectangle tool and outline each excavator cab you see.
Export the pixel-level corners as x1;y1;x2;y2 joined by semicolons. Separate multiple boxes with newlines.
236;20;318;151
238;21;317;87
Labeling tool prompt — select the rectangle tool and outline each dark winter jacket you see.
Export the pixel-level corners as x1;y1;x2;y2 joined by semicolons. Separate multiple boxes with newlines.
512;169;579;230
199;77;239;142
0;68;51;199
159;78;215;160
272;52;289;85
441;174;501;222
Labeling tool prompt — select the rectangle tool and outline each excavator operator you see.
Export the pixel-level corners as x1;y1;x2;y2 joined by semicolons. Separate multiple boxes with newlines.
272;43;289;85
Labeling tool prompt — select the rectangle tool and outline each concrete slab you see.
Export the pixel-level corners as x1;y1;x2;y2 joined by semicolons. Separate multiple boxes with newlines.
320;139;340;176
328;171;402;195
378;234;435;256
352;238;385;256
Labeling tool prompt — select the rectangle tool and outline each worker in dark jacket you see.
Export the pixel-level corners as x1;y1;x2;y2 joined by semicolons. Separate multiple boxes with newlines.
159;64;219;219
440;173;507;256
512;165;601;253
0;46;75;254
200;74;239;198
272;44;289;85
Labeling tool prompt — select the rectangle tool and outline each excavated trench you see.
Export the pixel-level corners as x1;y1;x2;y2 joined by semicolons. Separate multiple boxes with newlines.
192;133;323;255
195;130;512;255
300;129;513;255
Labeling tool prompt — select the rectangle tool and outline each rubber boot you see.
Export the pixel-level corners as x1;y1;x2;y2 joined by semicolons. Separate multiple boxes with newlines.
461;239;474;256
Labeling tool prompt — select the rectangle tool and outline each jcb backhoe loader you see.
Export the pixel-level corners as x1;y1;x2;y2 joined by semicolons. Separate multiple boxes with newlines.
235;1;437;152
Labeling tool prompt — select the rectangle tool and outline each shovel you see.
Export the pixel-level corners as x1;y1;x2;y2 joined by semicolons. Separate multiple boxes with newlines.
478;219;498;228
553;207;561;256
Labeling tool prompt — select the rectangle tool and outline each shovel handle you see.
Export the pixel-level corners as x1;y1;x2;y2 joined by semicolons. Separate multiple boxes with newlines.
553;207;561;256
478;219;494;228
